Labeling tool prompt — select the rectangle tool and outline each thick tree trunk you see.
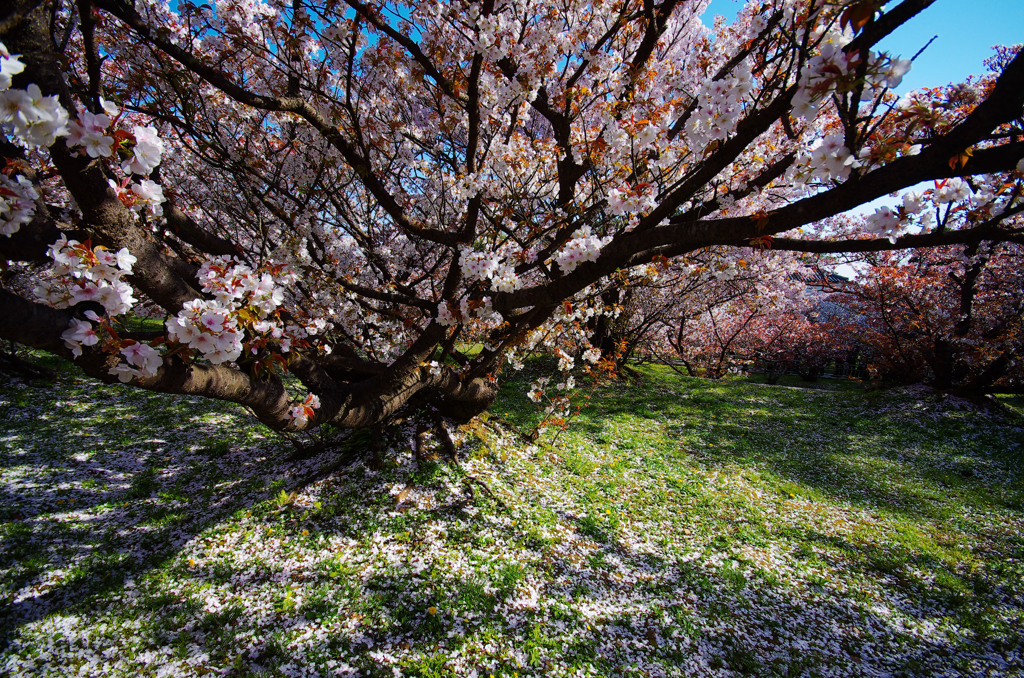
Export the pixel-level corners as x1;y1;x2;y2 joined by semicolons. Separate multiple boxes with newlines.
930;339;954;390
434;378;500;422
0;289;496;435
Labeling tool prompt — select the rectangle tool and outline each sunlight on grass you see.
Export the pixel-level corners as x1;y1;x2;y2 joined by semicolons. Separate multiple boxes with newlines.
1;356;1022;676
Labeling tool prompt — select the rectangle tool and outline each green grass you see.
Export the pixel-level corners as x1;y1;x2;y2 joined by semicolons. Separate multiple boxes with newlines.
1;356;1022;676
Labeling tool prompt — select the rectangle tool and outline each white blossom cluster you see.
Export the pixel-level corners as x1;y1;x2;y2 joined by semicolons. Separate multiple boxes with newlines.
606;182;657;217
459;295;503;326
106;175;168;219
35;234;140;316
68;107;116;158
0;173;39;237
166;257;301;365
0;43;69;150
792;25;910;123
527;376;549;402
902;190;926;215
459;249;521;293
0;83;69;150
855;179;971;244
36;234;165;382
471;5;514;63
196;256;291;314
109;341;164;382
60;316;101;357
67;102;168;216
440;246;526;329
287;392;321;426
0;41;22;89
684;65;755;150
132;179;166;217
792;37;855;121
865;53;913;95
863;206;902;242
713;263;743;281
167;298;246;365
490;265;520;293
795;133;858;185
933;178;972;204
0;43;64;237
900;189;935;230
459;249;500;282
122;125;165;175
436;300;458;327
0;42;168;236
553;228;610;274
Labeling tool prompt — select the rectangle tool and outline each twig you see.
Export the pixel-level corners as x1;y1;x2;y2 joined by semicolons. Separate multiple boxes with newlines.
463;476;508;510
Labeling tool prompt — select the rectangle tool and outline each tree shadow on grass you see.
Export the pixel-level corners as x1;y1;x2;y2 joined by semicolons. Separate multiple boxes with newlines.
662;383;1024;520
485;376;1024;673
23;497;1001;676
0;372;342;649
3;367;1023;675
3;425;1021;676
534;508;1023;677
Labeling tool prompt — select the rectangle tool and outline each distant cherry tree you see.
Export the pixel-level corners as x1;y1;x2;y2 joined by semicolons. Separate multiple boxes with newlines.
837;241;1024;393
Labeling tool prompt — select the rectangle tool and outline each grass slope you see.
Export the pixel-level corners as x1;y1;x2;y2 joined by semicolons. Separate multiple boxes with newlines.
1;360;1022;677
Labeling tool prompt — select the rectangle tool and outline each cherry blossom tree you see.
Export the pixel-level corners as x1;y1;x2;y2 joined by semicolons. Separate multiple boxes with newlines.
634;255;842;381
742;308;851;382
581;245;806;373
1;0;1023;435
835;241;1024;393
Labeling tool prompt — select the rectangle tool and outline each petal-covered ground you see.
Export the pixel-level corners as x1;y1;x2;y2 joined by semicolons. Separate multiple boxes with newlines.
2;359;1023;677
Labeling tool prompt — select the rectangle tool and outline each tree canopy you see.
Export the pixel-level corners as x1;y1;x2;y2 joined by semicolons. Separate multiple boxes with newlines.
1;0;1022;432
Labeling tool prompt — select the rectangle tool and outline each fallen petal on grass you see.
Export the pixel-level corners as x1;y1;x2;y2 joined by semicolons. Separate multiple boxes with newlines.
1;359;1022;676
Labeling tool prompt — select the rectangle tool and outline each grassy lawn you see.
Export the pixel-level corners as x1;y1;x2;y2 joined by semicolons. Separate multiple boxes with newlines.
1;357;1022;676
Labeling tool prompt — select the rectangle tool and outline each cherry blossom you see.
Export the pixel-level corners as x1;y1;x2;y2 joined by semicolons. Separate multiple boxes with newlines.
287;393;321;425
0;41;25;89
110;341;163;382
0;0;1021;433
130;179;166;216
864;206;903;242
933;178;972;204
0;83;68;149
60;318;100;357
0;174;39;237
68;109;114;158
554;229;609;274
36;237;139;317
123;125;165;175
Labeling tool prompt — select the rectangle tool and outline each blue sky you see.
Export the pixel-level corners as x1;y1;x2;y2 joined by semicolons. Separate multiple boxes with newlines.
702;0;1024;92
